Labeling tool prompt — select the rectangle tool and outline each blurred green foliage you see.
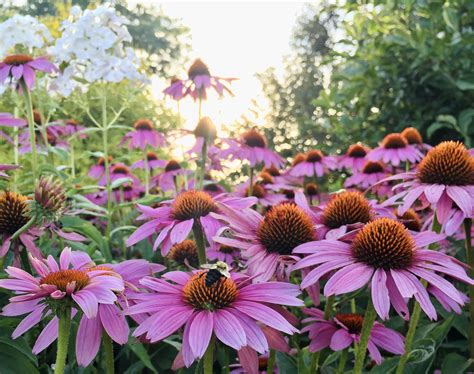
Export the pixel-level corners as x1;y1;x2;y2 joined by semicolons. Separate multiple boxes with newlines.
259;0;474;154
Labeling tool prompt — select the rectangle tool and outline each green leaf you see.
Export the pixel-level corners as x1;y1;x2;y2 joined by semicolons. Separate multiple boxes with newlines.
276;351;298;374
370;356;399;374
0;337;39;374
456;80;474;91
111;177;133;189
441;353;472;374
127;338;158;374
60;216;110;260
458;109;474;135
442;6;459;31
427;122;454;139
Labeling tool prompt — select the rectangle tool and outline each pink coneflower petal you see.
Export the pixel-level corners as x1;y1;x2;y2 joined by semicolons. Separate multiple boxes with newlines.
329;329;352;350
71;290;98;318
76;315;102;366
371;269;390;320
324;263;374;296
32;316;59;354
12;304;48;338
99;305;129;344
214;309;247;350
189;311;214;358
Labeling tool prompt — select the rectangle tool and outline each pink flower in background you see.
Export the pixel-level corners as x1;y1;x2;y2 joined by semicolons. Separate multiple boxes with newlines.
68;252;164;366
338;143;370;171
164;59;236;101
289;150;337;178
152;159;190;192
213;203;316;282
0;54;57;90
0;112;27;127
0;164;19;178
385;141;474;235
368;133;423;167
0;248;124;356
121;119;166;150
131;151;167;170
344;161;391;197
127;269;301;367
293;218;473;321
302;308;404;364
221;129;285;168
88;156;112;180
126;190;256;256
401;127;431;152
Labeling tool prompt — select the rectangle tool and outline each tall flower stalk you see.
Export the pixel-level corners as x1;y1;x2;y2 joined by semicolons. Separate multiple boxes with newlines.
55;307;72;374
353;299;377;374
20;79;38;179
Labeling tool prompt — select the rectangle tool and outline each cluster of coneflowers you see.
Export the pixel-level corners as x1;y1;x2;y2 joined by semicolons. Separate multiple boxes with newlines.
0;9;473;374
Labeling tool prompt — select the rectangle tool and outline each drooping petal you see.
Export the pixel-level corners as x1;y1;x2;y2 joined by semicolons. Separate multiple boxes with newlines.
188;311;214;359
371;269;390;320
76;314;102;367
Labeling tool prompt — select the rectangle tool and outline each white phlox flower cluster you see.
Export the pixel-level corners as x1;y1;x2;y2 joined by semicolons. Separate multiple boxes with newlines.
49;5;147;95
0;15;52;58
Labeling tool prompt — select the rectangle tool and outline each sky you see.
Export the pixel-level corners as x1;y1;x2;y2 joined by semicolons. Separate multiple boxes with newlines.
149;2;306;137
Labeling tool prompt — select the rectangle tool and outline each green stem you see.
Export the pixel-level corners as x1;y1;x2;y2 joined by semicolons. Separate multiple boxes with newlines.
464;219;474;364
19;248;32;274
20;79;38;180
197;139;208;190
336;348;348;374
102;333;115;374
395;301;422;374
143;147;150;195
54;307;71;374
198;96;202;120
309;295;335;372
11;215;36;241
223;345;230;374
397;211;442;373
70;141;76;179
203;336;214;374
353;298;377;374
13;107;19;191
267;349;276;374
248;166;254;197
193;223;207;265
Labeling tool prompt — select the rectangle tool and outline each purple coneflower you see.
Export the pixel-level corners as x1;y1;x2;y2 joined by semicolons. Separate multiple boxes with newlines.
0;54;56;90
368;133;423;167
302;308;404;364
88;156;112;180
71;254;163;367
163;76;186;100
293;218;473;321
344;161;391;196
214;203;316;282
289;150;337;178
131;151;167;171
127;269;301;367
401;127;431;152
338;143;371;171
167;239;200;268
235;178;287;208
126;190;256;256
0;247;124;356
152;159;190;193
386;141;474;235
0;191;42;258
121;119;166;150
221;129;285;168
0;112;27;127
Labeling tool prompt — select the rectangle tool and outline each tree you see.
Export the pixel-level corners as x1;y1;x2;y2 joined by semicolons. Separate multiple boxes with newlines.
257;3;338;154
316;0;474;148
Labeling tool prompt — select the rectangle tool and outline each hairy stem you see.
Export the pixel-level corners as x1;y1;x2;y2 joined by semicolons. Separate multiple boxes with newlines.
353;298;377;374
193;223;207;265
203;336;214;374
102;333;115;374
54;307;71;374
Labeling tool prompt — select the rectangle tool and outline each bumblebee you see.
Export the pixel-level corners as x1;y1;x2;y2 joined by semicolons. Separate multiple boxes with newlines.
200;261;231;287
